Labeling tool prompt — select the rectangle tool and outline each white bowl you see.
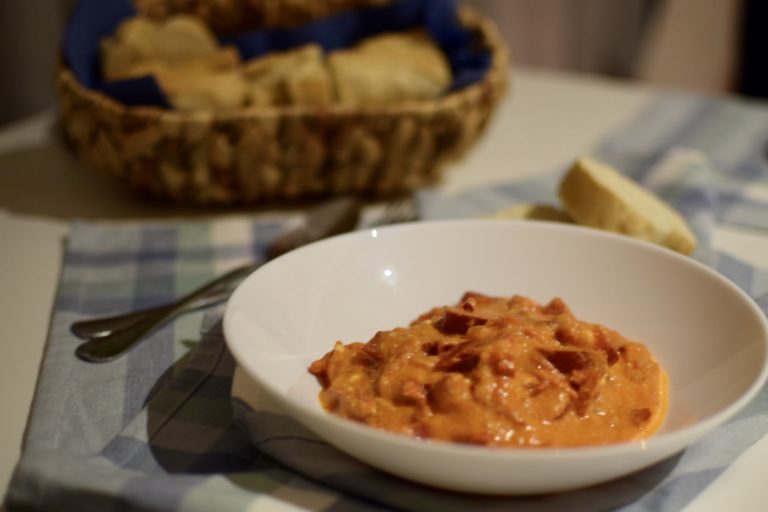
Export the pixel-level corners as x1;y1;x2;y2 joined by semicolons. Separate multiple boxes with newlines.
224;220;768;495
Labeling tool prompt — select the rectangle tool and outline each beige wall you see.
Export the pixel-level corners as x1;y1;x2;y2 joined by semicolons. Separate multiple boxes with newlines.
634;0;742;92
470;0;743;93
468;0;658;77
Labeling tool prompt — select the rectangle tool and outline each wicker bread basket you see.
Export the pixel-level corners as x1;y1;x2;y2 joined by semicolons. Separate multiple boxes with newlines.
56;0;509;205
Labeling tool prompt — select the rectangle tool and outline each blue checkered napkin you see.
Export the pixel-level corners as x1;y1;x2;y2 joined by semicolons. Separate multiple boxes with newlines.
593;91;768;231
6;216;378;511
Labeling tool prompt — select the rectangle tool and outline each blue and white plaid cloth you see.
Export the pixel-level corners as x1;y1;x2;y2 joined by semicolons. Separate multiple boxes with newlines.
7;91;768;511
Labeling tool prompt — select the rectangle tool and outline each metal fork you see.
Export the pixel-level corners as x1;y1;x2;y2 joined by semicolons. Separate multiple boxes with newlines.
73;195;418;362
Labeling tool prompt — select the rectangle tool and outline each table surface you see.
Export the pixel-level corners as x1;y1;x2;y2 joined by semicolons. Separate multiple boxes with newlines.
2;67;768;511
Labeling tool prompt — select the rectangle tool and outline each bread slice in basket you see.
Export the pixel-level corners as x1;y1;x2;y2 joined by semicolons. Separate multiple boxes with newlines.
558;156;697;255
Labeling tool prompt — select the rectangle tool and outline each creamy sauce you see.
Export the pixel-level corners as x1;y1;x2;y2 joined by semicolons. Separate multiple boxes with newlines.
309;293;668;447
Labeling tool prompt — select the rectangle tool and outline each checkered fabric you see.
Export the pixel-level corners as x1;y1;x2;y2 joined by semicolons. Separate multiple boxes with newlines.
7;91;768;511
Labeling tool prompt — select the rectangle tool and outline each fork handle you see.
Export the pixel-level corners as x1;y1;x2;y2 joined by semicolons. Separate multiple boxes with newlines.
70;289;232;339
74;264;258;362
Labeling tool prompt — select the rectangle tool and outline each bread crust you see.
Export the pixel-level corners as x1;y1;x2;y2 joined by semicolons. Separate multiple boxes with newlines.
329;30;451;104
558;157;697;255
487;203;573;223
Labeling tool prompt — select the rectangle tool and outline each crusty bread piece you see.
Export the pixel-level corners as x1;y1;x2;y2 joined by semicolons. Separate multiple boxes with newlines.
106;46;241;82
329;30;451;104
243;44;332;106
487;203;573;223
158;69;247;112
101;15;221;81
148;16;220;60
558;156;697;254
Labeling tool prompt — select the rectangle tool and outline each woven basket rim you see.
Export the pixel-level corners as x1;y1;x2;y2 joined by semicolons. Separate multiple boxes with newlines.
57;4;509;122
